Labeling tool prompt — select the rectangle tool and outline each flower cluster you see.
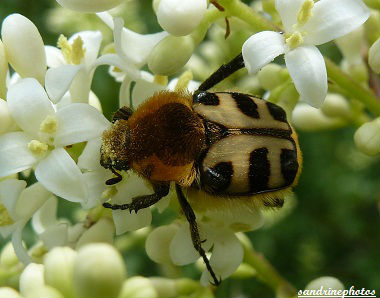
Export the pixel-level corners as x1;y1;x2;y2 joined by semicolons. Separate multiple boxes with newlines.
0;0;379;296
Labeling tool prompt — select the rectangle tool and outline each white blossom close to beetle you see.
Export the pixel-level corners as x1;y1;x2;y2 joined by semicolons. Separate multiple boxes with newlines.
368;37;380;74
0;78;110;203
242;0;370;107
156;0;207;36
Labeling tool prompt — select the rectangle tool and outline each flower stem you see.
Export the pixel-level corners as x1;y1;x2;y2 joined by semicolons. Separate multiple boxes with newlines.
241;239;297;298
325;58;380;117
219;0;278;32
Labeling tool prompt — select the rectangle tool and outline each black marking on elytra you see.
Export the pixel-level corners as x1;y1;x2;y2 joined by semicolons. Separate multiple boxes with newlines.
202;162;233;194
203;119;228;146
280;149;298;186
231;93;259;118
249;147;270;192
266;102;287;122
193;91;220;106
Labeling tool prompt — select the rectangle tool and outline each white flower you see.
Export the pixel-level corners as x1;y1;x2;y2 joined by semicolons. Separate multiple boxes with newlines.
0;179;51;264
56;0;125;13
1;14;46;85
0;40;8;99
242;0;370;107
146;205;263;285
77;138;170;233
0;78;110;203
45;31;103;103
95;13;168;107
368;37;380;74
354;117;380;156
156;0;207;36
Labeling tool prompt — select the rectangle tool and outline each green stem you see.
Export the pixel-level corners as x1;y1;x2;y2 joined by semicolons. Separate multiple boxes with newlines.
325;58;380;117
191;8;225;45
219;0;278;31
242;241;297;298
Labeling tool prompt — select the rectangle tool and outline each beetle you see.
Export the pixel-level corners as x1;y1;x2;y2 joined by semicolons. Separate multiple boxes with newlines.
100;53;302;285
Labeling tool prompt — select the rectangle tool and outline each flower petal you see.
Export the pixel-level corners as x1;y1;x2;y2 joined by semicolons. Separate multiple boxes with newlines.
0;179;27;219
39;223;69;249
303;0;370;45
7;78;55;137
54;103;110;147
146;224;178;264
69;31;102;66
275;0;304;32
78;137;103;171
81;171;109;209
35;148;87;202
16;182;51;219
112;208;152;235
0;132;36;178
12;220;32;265
113;17;168;68
169;222;199;265
200;232;243;285
56;0;124;13
32;196;59;234
242;31;285;74
45;46;65;68
45;64;82;103
69;67;93;103
285;45;327;107
92;54;140;80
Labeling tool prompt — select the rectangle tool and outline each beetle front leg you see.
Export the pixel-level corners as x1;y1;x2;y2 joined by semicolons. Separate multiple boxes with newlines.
103;183;169;213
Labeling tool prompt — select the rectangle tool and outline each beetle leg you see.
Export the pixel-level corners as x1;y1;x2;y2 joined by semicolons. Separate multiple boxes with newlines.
196;53;245;91
175;184;221;286
112;106;133;123
103;183;169;213
105;167;123;185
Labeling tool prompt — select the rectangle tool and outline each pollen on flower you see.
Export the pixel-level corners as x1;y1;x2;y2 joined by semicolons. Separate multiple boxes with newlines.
57;34;72;64
102;186;118;199
40;115;58;134
297;0;314;26
285;31;304;49
71;36;86;65
0;204;14;226
57;34;86;65
28;140;48;157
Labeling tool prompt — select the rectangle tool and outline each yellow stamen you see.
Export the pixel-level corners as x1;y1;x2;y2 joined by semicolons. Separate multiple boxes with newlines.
0;204;14;226
57;34;72;64
174;70;193;92
28;140;48;157
102;186;118;200
285;31;304;49
71;36;86;65
154;75;168;86
40;115;58;134
297;0;314;26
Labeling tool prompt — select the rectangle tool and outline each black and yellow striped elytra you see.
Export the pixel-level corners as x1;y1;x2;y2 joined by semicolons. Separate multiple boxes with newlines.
192;91;301;201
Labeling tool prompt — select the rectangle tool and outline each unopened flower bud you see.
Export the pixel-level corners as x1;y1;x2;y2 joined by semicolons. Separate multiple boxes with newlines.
156;0;207;36
19;263;45;297
148;35;194;75
149;277;177;298
1;14;46;84
76;218;115;249
73;243;126;298
174;278;199;296
321;93;351;119
0;287;22;298
257;64;289;90
146;224;178;264
369;38;380;74
27;286;64;298
56;0;124;12
305;276;344;291
43;247;77;298
354;118;380;156
292;103;345;131
119;276;158;298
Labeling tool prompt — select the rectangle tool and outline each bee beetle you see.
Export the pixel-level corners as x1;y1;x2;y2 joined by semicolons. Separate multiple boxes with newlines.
100;53;302;285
